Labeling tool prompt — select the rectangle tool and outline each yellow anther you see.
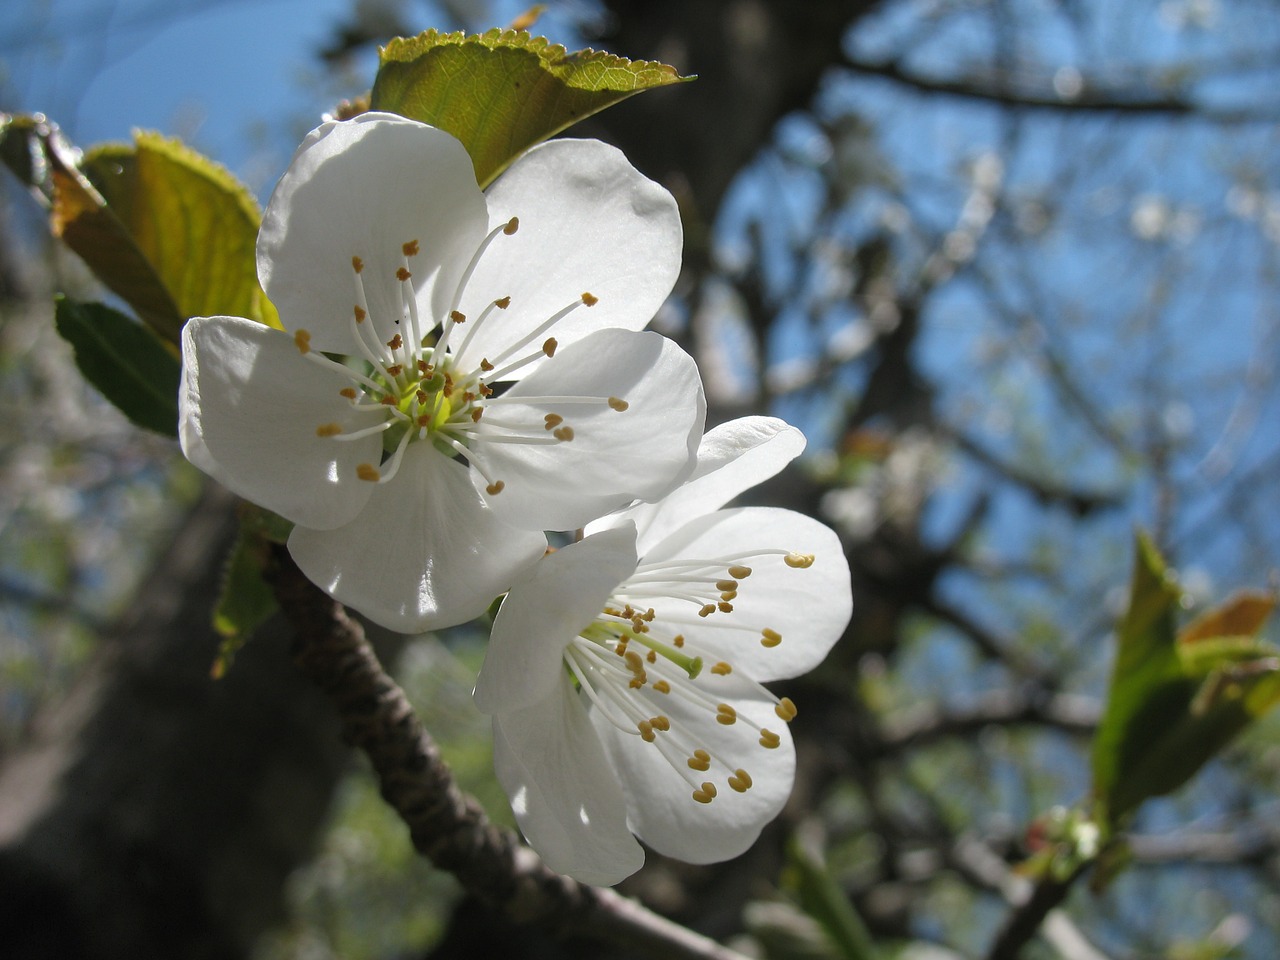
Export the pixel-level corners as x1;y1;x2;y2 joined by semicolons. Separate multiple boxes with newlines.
293;329;311;354
692;787;714;804
396;266;412;282
716;704;737;725
698;604;716;618
471;408;484;422
402;240;419;256
646;650;657;663
503;216;519;235
643;608;655;621
480;358;495;372
728;769;753;793
711;661;733;676
315;423;342;437
728;565;753;579
553;426;575;441
354;305;367;323
688;749;711;771
450;310;466;324
356;463;380;482
775;697;798;722
608;396;629;411
651;715;671;732
624;650;644;671
718;601;734;613
673;635;685;648
351;256;364;273
761;628;782;648
581;291;599;306
720;589;738;601
486;481;505;495
715;579;738;592
785;552;815;569
542;337;558;357
653;680;671;694
759;728;781;749
339;387;358;400
638;720;655;742
495;296;511;309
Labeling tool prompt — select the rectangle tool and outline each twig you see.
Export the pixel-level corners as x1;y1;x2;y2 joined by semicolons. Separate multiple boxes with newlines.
877;689;1099;752
268;547;750;960
951;835;1109;960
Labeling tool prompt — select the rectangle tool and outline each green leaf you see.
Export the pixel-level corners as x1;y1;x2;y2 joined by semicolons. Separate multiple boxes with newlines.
1;113;276;344
53;296;181;436
371;28;690;187
782;838;879;960
1091;533;1280;826
1090;532;1184;822
81;132;279;335
211;522;280;679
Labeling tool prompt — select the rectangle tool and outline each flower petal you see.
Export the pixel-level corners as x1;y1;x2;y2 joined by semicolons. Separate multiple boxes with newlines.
474;524;638;715
180;315;380;529
287;445;546;632
492;682;645;886
640;507;851;681
453;138;682;376
595;679;796;865
591;416;806;554
258;113;489;353
475;328;705;532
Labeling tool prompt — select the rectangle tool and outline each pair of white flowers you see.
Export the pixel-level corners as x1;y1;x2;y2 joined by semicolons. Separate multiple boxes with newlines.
179;113;851;885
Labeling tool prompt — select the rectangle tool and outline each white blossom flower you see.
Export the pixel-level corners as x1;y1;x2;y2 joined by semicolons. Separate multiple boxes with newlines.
179;113;704;631
473;417;852;885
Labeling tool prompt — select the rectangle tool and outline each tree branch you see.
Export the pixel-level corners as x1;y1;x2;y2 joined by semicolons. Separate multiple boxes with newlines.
949;836;1109;960
268;548;750;960
877;689;1099;752
842;55;1279;124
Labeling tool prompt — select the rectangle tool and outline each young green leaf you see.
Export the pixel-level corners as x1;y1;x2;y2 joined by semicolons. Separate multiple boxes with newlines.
0;113;276;343
53;297;181;437
371;28;690;187
1090;531;1185;823
1091;533;1279;826
82;132;279;334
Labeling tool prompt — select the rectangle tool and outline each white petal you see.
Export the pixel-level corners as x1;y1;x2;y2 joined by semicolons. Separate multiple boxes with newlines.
258;113;489;353
476;329;705;532
474;524;638;715
640;507;852;681
594;680;796;865
452;139;682;376
592;416;806;554
287;446;546;632
492;682;645;886
179;315;380;529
